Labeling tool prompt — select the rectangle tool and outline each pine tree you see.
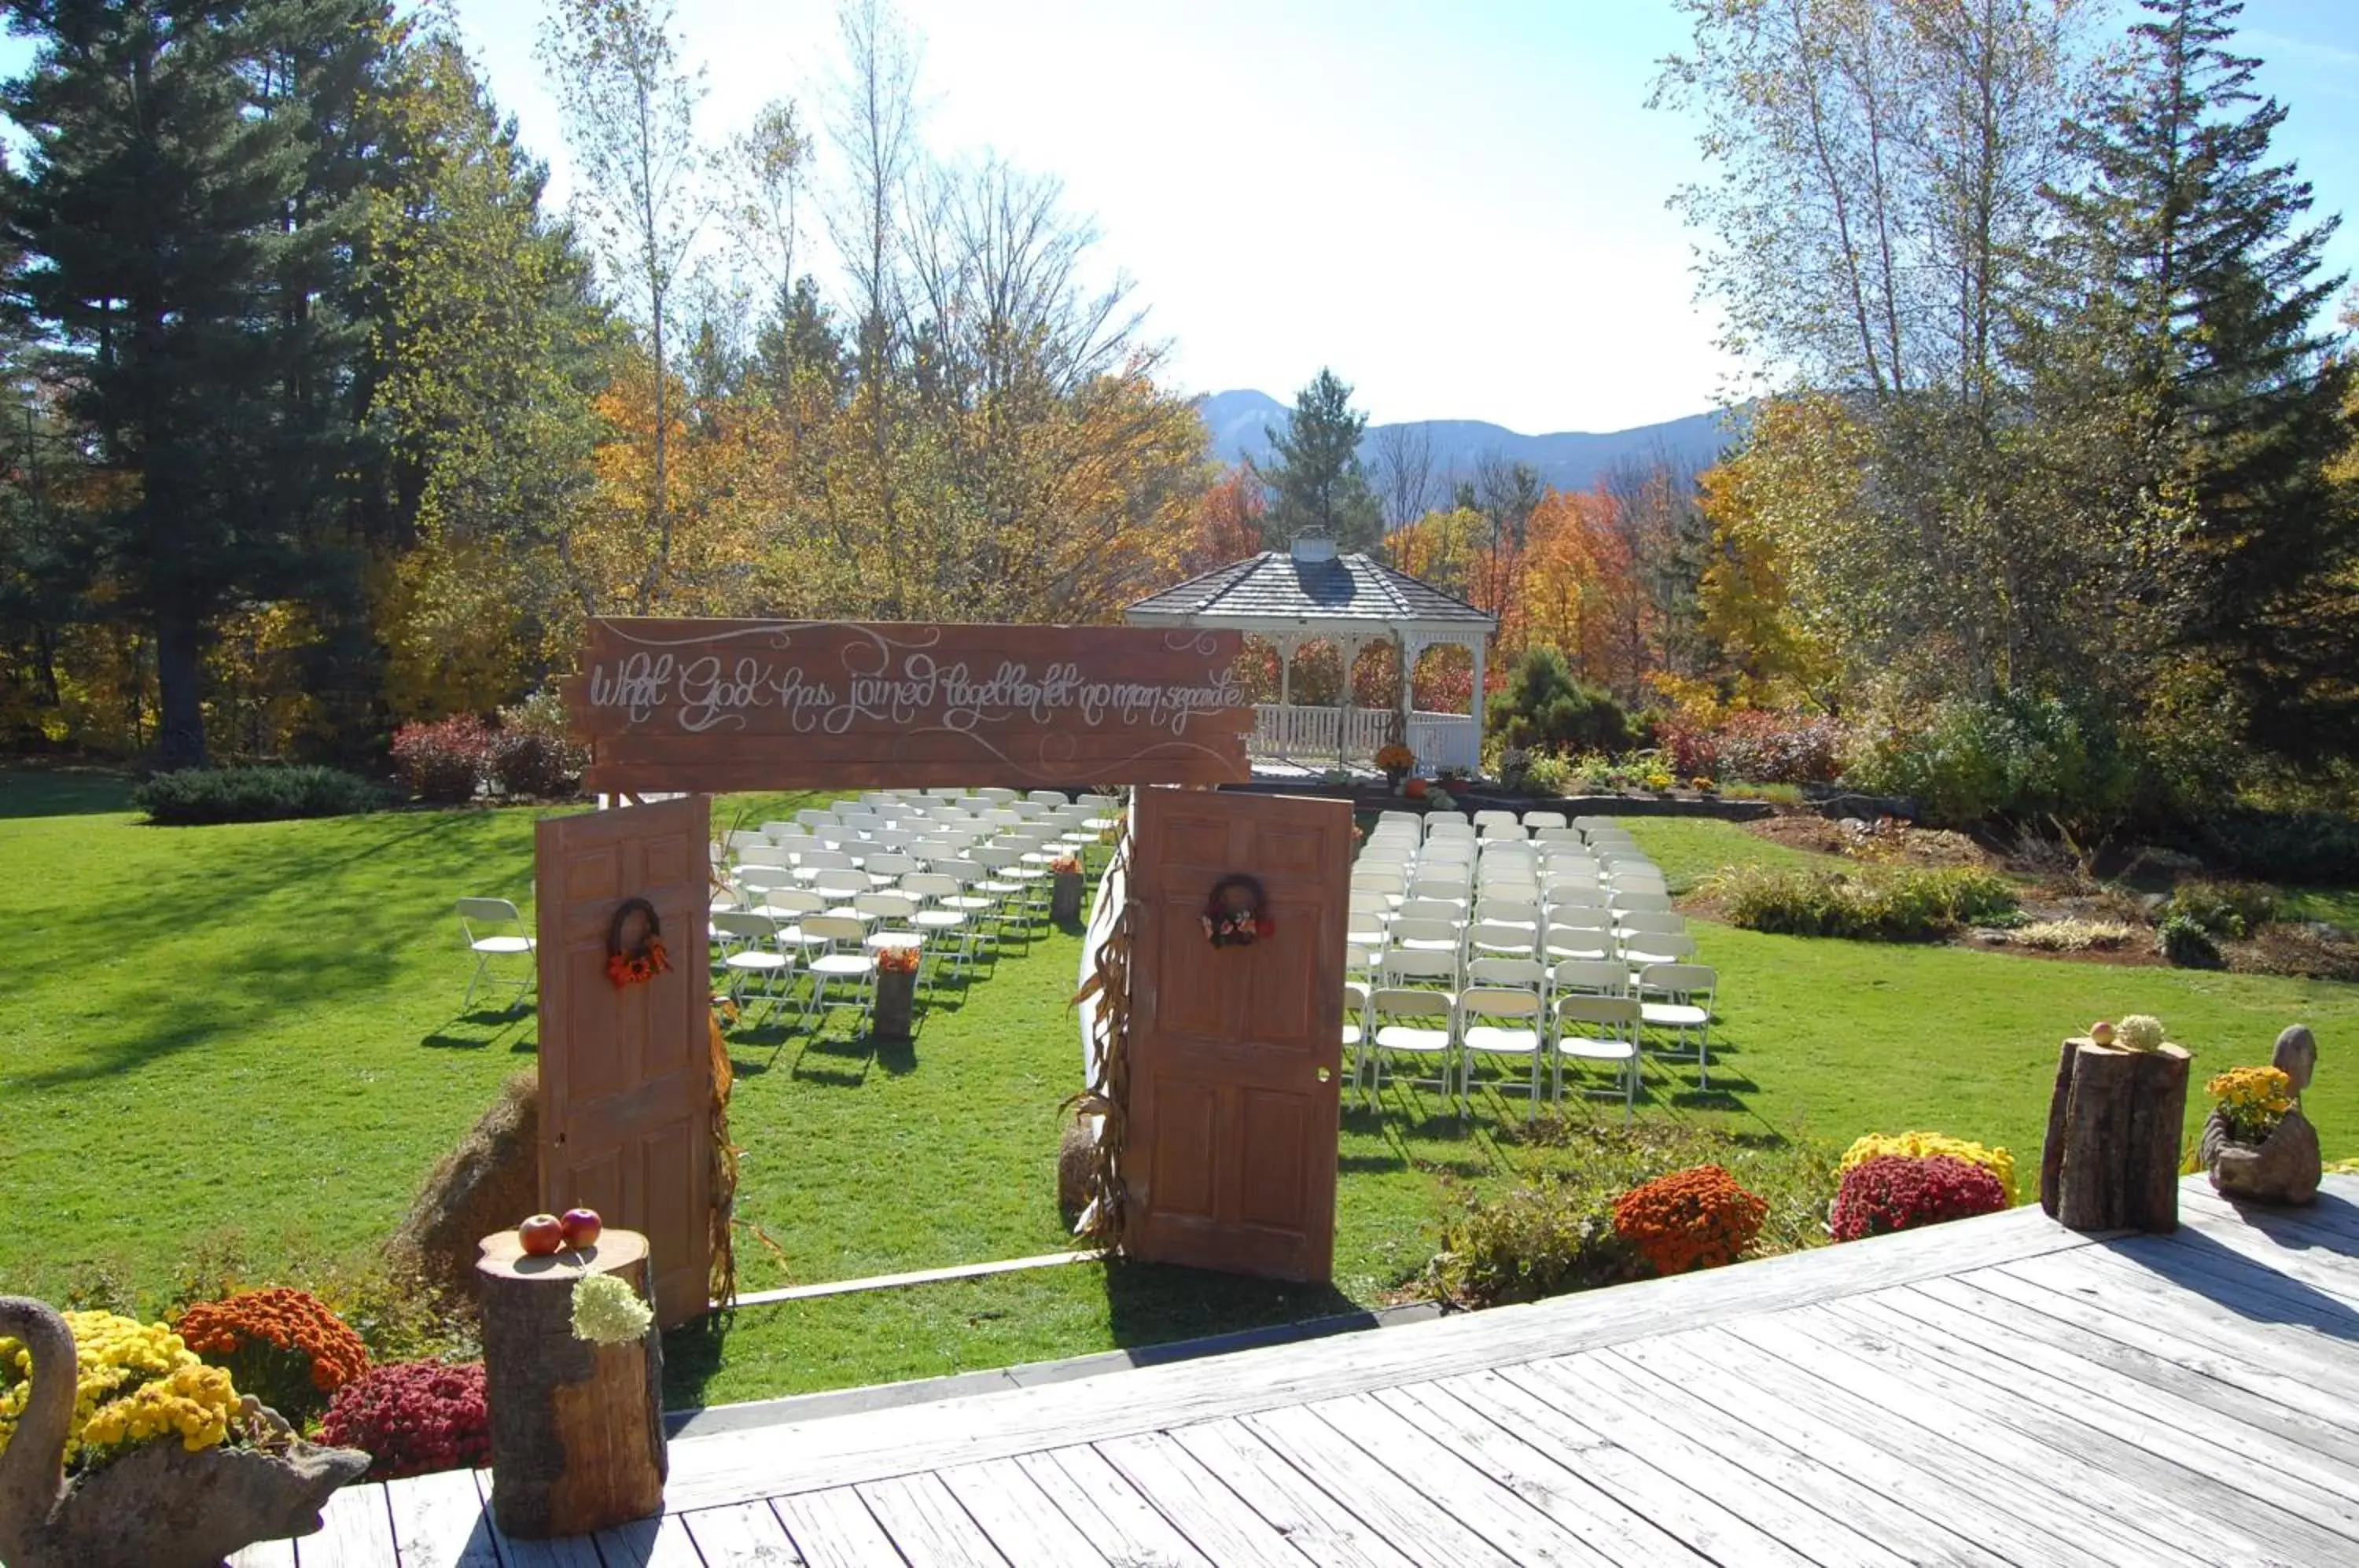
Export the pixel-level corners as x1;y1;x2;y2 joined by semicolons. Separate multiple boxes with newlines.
1257;367;1383;551
2035;0;2354;756
1;0;394;765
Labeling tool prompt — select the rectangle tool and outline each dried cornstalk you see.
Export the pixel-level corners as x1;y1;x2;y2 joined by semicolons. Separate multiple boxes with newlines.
1065;816;1134;1252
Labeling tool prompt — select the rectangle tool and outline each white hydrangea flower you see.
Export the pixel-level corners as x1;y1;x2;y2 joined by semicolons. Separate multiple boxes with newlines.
2116;1014;2166;1052
570;1272;653;1345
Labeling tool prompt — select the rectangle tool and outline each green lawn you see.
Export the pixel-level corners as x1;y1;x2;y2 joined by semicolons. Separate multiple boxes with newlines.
5;775;2356;1408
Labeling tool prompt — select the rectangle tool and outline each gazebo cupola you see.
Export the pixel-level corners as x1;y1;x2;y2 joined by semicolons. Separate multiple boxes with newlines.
1123;533;1497;773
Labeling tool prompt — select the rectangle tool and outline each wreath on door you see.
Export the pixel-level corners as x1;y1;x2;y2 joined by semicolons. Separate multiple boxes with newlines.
1201;874;1275;948
605;896;672;989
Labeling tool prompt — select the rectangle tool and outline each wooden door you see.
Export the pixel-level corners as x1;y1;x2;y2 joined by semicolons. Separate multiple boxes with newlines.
1126;788;1351;1282
536;796;712;1326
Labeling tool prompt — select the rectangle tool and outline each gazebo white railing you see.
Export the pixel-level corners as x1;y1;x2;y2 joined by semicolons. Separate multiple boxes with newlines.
1125;536;1498;775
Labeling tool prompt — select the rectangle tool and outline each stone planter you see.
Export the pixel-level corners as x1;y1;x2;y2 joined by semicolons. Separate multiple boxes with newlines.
873;963;917;1040
2203;1025;2322;1205
0;1297;370;1568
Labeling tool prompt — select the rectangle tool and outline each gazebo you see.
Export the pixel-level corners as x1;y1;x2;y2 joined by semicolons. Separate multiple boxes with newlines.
1124;535;1498;774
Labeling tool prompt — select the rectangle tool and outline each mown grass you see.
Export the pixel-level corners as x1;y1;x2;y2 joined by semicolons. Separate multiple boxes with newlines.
3;776;2355;1408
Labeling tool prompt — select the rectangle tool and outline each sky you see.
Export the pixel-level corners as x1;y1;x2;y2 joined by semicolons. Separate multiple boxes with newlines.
5;1;2358;435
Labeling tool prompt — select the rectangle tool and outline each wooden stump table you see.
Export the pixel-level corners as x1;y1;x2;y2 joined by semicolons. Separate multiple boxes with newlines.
477;1228;668;1538
2039;1036;2192;1232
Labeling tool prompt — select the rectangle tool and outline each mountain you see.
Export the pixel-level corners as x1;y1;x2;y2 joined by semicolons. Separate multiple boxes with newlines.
1194;388;1739;499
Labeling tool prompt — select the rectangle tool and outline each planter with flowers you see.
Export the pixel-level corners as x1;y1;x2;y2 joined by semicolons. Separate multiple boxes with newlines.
1049;853;1085;926
1375;742;1416;790
874;942;921;1039
2201;1025;2320;1205
0;1298;369;1568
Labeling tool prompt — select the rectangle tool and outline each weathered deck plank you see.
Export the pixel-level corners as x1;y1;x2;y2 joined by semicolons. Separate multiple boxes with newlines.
854;1471;1014;1568
931;1456;1113;1567
679;1498;803;1564
273;1175;2359;1568
1647;1319;2212;1568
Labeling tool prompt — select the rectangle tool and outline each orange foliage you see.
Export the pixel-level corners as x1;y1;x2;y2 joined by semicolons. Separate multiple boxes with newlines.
1183;466;1266;575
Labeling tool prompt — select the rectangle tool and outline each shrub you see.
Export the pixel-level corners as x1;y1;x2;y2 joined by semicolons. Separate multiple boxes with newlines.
1708;864;2019;940
495;687;590;797
489;731;579;799
2157;913;2223;969
174;1287;369;1425
1489;647;1631;755
132;765;387;825
319;1360;490;1481
1838;1132;2015;1202
1612;1165;1768;1275
1427;1178;1641;1306
2008;918;2135;951
2161;878;2276;939
1521;751;1573;795
390;715;494;804
1668;709;1843;785
1842;691;2137;829
2184;808;2359;887
1830;1154;2008;1241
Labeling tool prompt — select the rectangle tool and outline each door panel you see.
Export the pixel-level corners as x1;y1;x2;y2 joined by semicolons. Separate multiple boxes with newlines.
1125;788;1350;1283
536;796;712;1326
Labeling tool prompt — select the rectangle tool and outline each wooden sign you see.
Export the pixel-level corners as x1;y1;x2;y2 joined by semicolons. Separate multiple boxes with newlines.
566;618;1252;792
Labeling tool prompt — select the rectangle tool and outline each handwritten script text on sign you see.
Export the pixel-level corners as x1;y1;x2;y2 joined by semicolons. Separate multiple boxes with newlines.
588;652;1243;737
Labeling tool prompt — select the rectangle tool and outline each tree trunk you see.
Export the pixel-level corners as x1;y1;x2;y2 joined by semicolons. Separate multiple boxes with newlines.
477;1228;667;1538
154;605;207;770
2039;1038;2191;1233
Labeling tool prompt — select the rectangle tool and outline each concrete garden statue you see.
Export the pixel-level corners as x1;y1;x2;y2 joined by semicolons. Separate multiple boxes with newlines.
0;1295;369;1568
2202;1025;2323;1205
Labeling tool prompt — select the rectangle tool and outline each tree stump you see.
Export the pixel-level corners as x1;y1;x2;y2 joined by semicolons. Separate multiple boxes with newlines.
477;1228;667;1539
1051;868;1085;927
874;964;916;1040
2038;1037;2192;1232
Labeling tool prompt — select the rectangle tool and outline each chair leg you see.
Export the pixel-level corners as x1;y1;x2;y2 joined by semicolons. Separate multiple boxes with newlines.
464;954;488;1011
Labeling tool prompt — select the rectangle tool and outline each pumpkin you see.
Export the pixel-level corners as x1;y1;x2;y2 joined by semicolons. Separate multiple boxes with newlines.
1404;778;1429;800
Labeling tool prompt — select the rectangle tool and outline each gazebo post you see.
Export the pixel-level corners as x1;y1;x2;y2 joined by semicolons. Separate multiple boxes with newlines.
1470;637;1487;771
1394;632;1418;753
1334;635;1365;768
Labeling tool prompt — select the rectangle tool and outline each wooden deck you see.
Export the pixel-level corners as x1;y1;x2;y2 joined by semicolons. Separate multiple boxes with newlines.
242;1175;2359;1566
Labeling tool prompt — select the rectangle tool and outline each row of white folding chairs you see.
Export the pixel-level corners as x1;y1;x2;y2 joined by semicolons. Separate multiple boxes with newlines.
712;867;1023;1025
1351;905;1690;956
1348;958;1716;1110
727;805;1099;870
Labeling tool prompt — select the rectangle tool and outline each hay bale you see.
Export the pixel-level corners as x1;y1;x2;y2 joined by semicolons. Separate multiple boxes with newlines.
1056;1116;1097;1224
387;1071;539;1302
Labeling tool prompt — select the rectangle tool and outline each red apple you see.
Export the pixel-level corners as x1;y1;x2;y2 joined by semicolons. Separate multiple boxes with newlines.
517;1213;565;1256
560;1207;604;1248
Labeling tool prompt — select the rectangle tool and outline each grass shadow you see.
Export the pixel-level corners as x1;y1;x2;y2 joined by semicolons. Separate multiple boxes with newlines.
1101;1256;1360;1355
0;766;137;818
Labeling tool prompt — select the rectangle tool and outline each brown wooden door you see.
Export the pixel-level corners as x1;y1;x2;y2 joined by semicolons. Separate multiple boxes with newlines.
536;796;712;1326
1125;788;1351;1282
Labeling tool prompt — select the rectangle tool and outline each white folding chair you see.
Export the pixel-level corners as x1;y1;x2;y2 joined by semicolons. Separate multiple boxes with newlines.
1468;919;1537;960
1541;920;1614;963
1549;958;1630;1001
1610;888;1674;915
1367;986;1456;1102
1636;962;1717;1085
901;872;976;977
800;914;877;1029
1555;994;1643;1119
1524;811;1568;830
1459;985;1551;1110
455;897;535;1010
711;911;793;1021
1621;929;1697;970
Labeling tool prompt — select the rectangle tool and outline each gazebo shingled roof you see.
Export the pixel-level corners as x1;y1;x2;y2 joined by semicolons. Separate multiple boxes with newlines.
1123;547;1496;635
